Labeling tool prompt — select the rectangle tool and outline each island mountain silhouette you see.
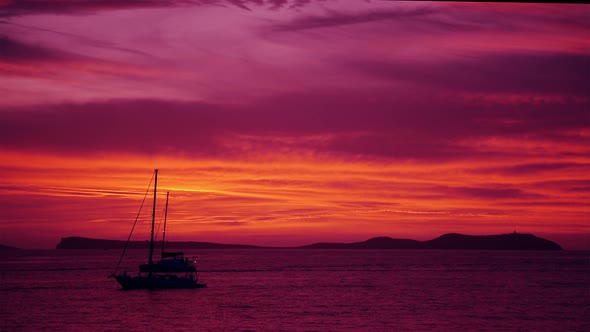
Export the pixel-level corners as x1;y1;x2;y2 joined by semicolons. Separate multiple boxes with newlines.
56;233;562;250
0;244;20;250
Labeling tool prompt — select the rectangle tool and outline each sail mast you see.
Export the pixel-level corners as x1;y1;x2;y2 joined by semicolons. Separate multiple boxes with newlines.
149;169;158;266
161;191;169;258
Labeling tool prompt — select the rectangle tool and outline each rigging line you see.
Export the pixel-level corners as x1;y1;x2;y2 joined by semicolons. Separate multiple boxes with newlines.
112;172;155;276
154;198;167;244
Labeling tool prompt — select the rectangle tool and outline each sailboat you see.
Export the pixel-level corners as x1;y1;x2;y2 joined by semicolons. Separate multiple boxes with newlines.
112;169;207;290
139;192;197;273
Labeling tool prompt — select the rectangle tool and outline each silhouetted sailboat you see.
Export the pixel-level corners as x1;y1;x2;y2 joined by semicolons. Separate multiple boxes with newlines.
112;169;206;290
139;191;197;273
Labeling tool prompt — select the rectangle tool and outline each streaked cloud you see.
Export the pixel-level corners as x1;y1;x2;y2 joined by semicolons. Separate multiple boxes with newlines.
351;52;590;96
0;0;588;249
0;0;322;17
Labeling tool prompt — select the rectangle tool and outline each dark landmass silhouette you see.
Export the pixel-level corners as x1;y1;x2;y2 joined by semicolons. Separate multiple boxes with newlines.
302;233;562;250
0;244;20;250
425;233;562;250
301;237;423;249
56;236;266;250
56;233;562;250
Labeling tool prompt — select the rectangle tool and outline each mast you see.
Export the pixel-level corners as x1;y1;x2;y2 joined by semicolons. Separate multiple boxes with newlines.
161;191;169;258
149;169;158;266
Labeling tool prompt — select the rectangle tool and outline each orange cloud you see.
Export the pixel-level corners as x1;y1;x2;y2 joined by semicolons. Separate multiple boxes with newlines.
1;148;588;249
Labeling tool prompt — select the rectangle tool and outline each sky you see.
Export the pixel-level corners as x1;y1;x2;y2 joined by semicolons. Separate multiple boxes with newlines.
0;0;588;250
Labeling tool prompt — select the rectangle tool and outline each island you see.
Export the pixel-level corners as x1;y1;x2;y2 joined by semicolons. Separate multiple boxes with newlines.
56;233;562;250
301;233;562;250
0;244;20;250
56;236;266;250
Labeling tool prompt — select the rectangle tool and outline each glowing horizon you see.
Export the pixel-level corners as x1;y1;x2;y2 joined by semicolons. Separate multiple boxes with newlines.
0;0;588;249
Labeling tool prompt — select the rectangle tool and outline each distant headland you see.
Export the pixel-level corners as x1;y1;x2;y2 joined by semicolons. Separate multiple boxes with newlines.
56;233;562;250
301;233;562;250
0;244;20;250
55;237;265;250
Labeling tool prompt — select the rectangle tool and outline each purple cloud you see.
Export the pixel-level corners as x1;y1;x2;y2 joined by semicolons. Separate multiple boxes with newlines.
440;185;545;200
0;0;321;17
271;6;437;31
0;99;226;156
0;36;72;62
351;52;590;97
475;162;590;175
0;0;195;17
0;21;154;59
0;87;588;161
530;180;590;193
271;2;590;34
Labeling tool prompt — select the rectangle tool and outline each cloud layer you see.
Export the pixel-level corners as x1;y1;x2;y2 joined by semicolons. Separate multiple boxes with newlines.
0;0;588;249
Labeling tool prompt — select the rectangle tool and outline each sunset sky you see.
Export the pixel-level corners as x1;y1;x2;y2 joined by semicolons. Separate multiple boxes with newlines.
0;0;588;249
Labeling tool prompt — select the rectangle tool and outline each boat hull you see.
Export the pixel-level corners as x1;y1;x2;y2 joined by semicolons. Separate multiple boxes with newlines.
139;261;196;273
113;274;207;290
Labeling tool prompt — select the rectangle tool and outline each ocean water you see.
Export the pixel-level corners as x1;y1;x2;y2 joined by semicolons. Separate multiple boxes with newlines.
0;249;588;331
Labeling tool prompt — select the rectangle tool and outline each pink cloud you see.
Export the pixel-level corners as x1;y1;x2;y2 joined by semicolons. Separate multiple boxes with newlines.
0;88;588;161
0;0;323;17
0;1;589;249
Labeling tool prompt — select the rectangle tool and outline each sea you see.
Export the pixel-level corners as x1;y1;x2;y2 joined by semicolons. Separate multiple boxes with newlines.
1;249;588;332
